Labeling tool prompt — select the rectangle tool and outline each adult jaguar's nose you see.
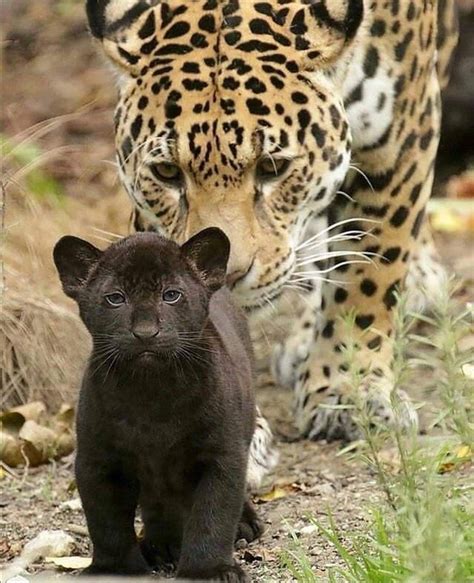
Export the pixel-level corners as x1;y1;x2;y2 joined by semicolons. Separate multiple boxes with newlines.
132;324;159;340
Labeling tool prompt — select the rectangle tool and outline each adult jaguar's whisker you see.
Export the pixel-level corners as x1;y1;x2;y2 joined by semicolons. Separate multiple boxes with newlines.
296;217;380;251
336;189;357;203
293;258;376;276
296;250;380;267
296;230;370;253
349;163;376;193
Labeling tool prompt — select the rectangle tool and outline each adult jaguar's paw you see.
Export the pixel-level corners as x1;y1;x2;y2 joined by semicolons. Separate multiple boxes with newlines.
405;232;448;313
178;564;248;582
295;373;418;442
247;408;279;490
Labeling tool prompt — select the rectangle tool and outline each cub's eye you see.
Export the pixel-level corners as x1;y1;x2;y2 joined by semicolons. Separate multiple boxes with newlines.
150;162;183;185
256;157;291;181
163;289;182;304
105;292;126;307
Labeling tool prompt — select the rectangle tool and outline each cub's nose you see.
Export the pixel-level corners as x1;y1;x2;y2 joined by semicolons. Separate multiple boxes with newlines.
132;324;159;340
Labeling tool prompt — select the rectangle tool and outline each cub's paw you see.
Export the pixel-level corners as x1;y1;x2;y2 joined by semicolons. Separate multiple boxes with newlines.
178;564;248;582
236;500;264;543
80;560;150;577
140;538;178;570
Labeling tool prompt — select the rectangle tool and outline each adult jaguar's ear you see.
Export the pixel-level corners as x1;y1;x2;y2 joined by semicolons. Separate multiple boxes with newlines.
85;0;158;74
53;236;102;300
288;0;364;69
181;228;231;293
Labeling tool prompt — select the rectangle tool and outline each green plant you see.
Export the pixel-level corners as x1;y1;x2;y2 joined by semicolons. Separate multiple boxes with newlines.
1;132;64;203
282;281;474;582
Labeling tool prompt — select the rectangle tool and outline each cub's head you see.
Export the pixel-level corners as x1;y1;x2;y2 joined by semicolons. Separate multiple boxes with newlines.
53;228;229;364
86;0;363;311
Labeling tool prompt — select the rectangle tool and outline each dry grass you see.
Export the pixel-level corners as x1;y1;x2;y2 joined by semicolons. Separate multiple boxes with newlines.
1;188;131;410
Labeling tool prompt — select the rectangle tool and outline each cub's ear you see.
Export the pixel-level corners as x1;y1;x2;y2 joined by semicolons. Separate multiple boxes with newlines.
53;236;102;300
181;228;230;293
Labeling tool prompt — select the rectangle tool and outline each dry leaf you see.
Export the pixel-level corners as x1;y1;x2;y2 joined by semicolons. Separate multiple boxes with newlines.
19;420;58;466
255;483;301;503
55;431;75;458
428;199;474;232
1;402;47;435
55;403;75;428
0;432;25;467
438;444;472;474
45;556;92;570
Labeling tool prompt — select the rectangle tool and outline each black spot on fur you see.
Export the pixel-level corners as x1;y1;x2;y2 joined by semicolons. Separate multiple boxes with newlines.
198;14;216;33
131;115;142;140
355;314;375;330
165;21;191;39
138;12;156;39
322;320;334;338
382;247;401;263
311;123;326;147
411;209;425;238
246;98;270;116
363;46;379;78
245;77;266;94
367;336;382;350
334;287;348;303
390;206;409;227
291;91;308;104
383;281;400;310
360;279;377;296
395;30;414;61
370;19;386;36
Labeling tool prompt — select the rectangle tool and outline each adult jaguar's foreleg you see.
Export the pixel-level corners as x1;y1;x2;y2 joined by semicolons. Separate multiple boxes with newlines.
279;34;443;441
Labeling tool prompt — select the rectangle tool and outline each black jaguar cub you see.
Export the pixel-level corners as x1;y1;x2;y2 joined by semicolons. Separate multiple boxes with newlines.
53;228;262;581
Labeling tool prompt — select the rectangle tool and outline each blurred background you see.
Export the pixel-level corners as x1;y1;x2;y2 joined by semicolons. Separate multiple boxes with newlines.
1;0;473;411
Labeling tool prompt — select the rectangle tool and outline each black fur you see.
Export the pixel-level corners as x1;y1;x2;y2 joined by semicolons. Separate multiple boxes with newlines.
53;229;262;580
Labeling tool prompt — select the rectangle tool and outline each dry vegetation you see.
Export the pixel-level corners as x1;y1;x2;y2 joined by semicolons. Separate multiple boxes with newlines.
1;191;131;409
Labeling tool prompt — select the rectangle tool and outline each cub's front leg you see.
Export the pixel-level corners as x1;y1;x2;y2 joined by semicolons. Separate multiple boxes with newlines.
75;451;149;576
177;453;249;582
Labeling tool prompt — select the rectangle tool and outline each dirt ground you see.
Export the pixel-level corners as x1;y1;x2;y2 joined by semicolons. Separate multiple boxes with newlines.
1;2;473;581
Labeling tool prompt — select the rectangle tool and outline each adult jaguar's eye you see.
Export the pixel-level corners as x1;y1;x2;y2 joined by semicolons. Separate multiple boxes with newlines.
163;289;182;304
105;292;126;307
150;162;183;184
256;157;291;181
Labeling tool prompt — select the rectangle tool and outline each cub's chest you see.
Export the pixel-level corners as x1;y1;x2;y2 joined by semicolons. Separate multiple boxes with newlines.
112;416;203;496
111;415;183;454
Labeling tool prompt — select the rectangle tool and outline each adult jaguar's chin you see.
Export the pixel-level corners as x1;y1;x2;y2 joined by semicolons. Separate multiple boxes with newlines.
230;254;297;321
241;286;286;318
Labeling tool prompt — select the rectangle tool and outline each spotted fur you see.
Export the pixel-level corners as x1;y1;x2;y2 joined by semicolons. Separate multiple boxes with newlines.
86;0;458;460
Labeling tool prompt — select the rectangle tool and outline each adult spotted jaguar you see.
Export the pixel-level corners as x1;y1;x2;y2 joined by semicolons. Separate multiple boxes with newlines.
85;0;458;482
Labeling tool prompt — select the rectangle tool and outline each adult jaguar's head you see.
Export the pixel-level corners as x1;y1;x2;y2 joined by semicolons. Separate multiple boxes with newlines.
87;0;363;311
